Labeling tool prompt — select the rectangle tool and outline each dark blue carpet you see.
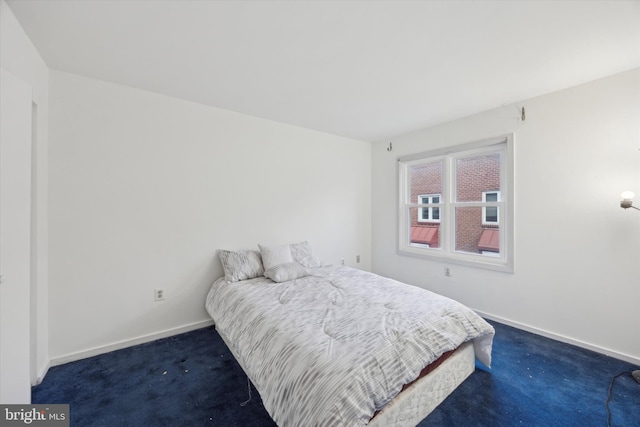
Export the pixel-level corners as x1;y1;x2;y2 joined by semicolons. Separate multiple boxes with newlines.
32;321;640;426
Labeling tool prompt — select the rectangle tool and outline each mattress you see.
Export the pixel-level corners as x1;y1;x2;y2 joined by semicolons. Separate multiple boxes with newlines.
368;341;475;426
206;265;493;427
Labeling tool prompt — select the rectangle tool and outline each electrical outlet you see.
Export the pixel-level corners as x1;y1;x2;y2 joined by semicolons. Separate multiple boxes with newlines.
341;259;345;266
154;288;165;301
444;267;451;277
356;255;360;263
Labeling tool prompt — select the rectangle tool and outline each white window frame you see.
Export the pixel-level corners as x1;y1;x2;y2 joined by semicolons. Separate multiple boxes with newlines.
397;135;514;273
417;194;441;223
482;191;500;225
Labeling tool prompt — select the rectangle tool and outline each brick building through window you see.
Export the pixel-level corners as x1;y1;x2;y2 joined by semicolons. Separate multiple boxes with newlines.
410;152;501;255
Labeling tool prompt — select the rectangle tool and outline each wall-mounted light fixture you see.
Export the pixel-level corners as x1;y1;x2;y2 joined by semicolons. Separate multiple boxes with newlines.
620;191;639;211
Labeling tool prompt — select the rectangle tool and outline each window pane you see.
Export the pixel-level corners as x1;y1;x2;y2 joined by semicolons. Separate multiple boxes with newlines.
485;192;498;202
456;153;501;202
420;207;429;220
409;207;440;248
455;207;500;255
411;161;442;204
485;206;498;223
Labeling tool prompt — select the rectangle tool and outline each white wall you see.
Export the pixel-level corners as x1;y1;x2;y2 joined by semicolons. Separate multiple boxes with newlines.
372;68;640;363
0;0;50;385
6;0;637;373
48;70;372;362
1;67;33;403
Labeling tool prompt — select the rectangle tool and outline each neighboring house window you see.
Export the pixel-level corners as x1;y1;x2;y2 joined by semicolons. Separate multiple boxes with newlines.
397;135;514;272
418;194;440;223
482;191;500;225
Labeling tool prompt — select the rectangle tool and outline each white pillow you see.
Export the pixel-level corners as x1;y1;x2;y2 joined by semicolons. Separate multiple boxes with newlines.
264;262;309;283
290;241;322;268
218;250;264;283
258;244;293;270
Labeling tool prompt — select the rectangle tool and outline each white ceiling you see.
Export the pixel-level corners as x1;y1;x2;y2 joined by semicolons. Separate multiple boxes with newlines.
6;0;640;142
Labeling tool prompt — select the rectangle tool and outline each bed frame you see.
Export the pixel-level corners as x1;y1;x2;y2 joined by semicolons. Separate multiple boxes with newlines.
368;341;475;426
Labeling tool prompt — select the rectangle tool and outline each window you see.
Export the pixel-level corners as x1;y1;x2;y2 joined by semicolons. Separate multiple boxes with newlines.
482;191;500;225
397;135;513;272
418;194;440;223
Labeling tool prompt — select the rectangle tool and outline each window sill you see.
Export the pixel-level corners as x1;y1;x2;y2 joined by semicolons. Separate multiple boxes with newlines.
397;246;514;273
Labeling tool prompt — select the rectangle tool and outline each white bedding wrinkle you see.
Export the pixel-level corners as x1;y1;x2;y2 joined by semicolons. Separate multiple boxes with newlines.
205;265;494;427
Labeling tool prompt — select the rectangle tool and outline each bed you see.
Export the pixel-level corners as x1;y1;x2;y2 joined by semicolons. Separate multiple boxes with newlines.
205;243;494;427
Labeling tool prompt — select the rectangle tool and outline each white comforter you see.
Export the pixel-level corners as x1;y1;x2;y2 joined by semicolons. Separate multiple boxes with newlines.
205;266;494;427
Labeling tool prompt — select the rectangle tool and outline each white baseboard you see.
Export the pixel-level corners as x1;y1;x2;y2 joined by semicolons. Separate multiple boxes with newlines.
476;311;640;366
49;319;214;368
42;313;640;380
32;360;50;386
